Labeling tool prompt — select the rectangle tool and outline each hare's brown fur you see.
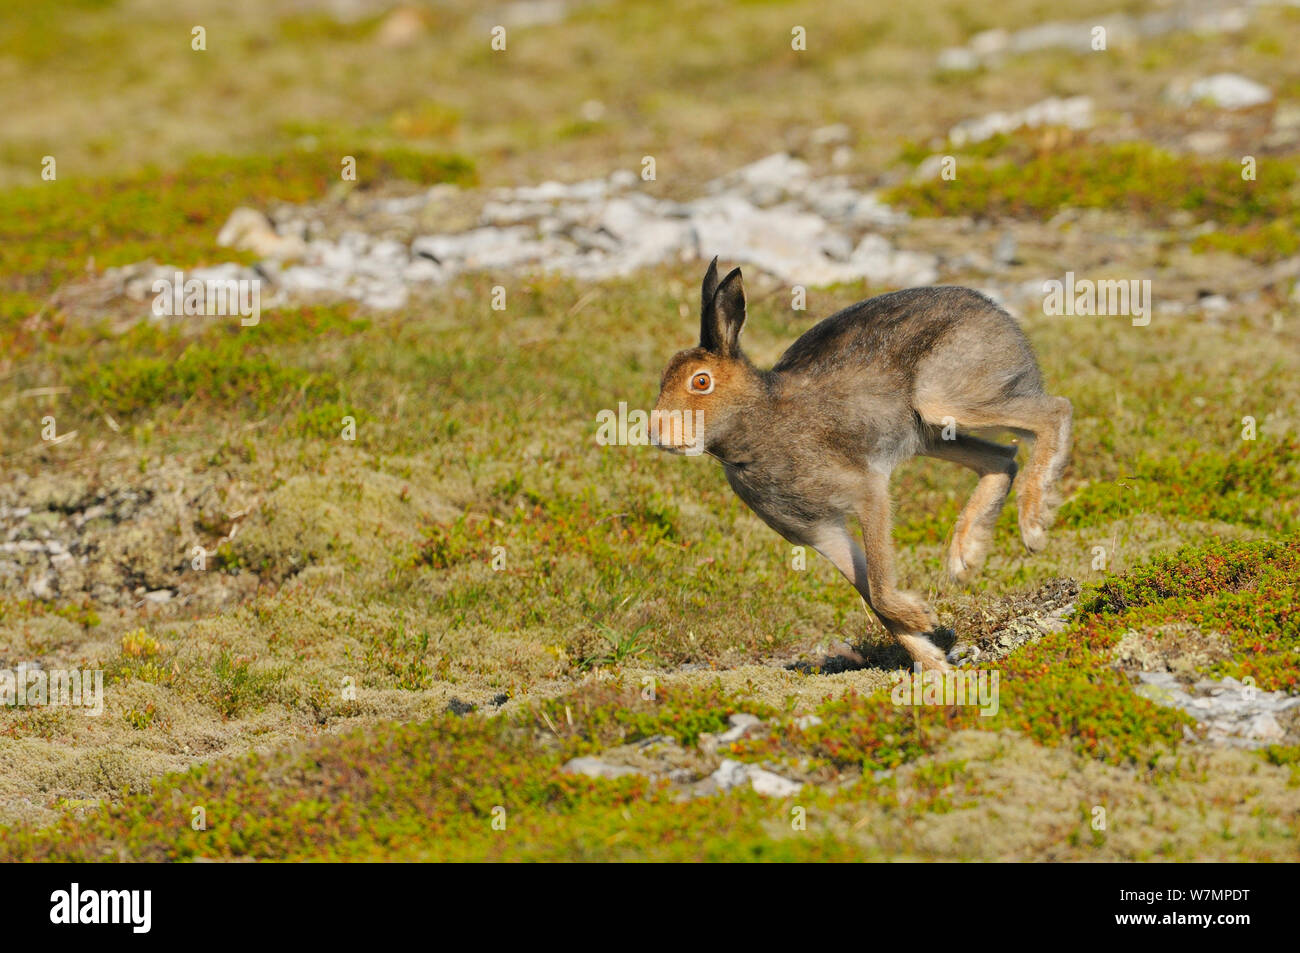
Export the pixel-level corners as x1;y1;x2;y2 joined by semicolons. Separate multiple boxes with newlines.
653;259;1072;672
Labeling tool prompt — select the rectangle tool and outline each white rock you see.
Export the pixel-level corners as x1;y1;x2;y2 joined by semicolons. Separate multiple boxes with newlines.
849;234;939;287
369;239;408;262
216;207;307;261
608;169;638;189
1247;712;1284;742
562;757;640;779
969;29;1009;58
1176;73;1272;110
715;713;763;744
943;9;1251;70
712;153;811;203
937;47;979;72
497;0;568;28
949;96;1092;147
1183;130;1231;154
710;759;801;797
913;154;947;181
849;192;910;227
402;259;445;283
710;759;751;792
747;767;802;798
810;123;851;145
359;282;408;311
376;7;427;48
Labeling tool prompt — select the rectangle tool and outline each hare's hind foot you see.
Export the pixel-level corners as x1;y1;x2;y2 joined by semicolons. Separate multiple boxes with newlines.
879;594;951;672
947;538;986;584
921;433;1018;583
922;396;1071;559
897;632;951;673
1014;395;1072;554
947;485;1007;583
1020;519;1050;554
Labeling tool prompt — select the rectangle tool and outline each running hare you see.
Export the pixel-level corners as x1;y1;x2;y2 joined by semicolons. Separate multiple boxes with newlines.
652;259;1071;672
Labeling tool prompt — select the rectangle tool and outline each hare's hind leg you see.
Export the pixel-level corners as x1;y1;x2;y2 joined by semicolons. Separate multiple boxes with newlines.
945;395;1072;553
809;473;949;672
921;432;1018;582
998;395;1072;553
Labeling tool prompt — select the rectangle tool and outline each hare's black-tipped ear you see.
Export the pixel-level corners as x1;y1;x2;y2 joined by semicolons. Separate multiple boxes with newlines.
706;266;745;357
698;257;724;352
700;256;721;318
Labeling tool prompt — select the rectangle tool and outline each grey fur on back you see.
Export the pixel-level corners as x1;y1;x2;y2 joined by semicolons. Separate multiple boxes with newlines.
773;287;1044;407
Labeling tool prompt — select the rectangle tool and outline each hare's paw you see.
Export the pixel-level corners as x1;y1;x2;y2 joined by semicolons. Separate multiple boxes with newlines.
1018;484;1060;554
1020;520;1049;553
897;633;951;673
876;590;939;634
947;527;992;583
947;541;972;582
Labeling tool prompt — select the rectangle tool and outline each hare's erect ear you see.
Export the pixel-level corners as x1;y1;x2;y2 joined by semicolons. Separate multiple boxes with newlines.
700;256;721;318
698;257;724;352
706;266;745;357
700;262;744;356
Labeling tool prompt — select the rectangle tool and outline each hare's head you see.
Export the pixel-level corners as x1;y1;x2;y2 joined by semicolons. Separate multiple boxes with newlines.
652;258;764;455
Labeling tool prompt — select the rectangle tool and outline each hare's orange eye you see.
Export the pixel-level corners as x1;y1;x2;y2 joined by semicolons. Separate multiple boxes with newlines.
689;371;713;394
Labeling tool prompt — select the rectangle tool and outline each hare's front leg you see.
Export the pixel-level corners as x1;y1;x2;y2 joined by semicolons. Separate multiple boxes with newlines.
810;473;949;672
854;472;950;671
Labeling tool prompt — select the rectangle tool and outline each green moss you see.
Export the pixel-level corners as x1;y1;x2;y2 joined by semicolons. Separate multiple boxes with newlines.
885;141;1300;262
1061;438;1300;533
78;336;325;419
202;651;287;720
0;147;473;345
532;682;778;751
295;402;364;441
1076;535;1300;691
361;618;447;691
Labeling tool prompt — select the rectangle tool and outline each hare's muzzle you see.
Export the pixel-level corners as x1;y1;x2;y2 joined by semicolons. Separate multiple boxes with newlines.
649;405;706;455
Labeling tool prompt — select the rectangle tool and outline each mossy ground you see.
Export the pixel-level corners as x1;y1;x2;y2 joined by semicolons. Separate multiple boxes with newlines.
0;0;1297;858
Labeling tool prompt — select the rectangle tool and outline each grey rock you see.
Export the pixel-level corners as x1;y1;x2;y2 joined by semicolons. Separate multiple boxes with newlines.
715;713;763;744
28;573;55;599
949;96;1092;147
810;123;851;146
943;7;1252;70
994;231;1019;266
1135;671;1299;748
748;766;802;797
562;756;642;779
710;759;751;792
937;47;980;72
1173;73;1272;110
709;758;802;797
